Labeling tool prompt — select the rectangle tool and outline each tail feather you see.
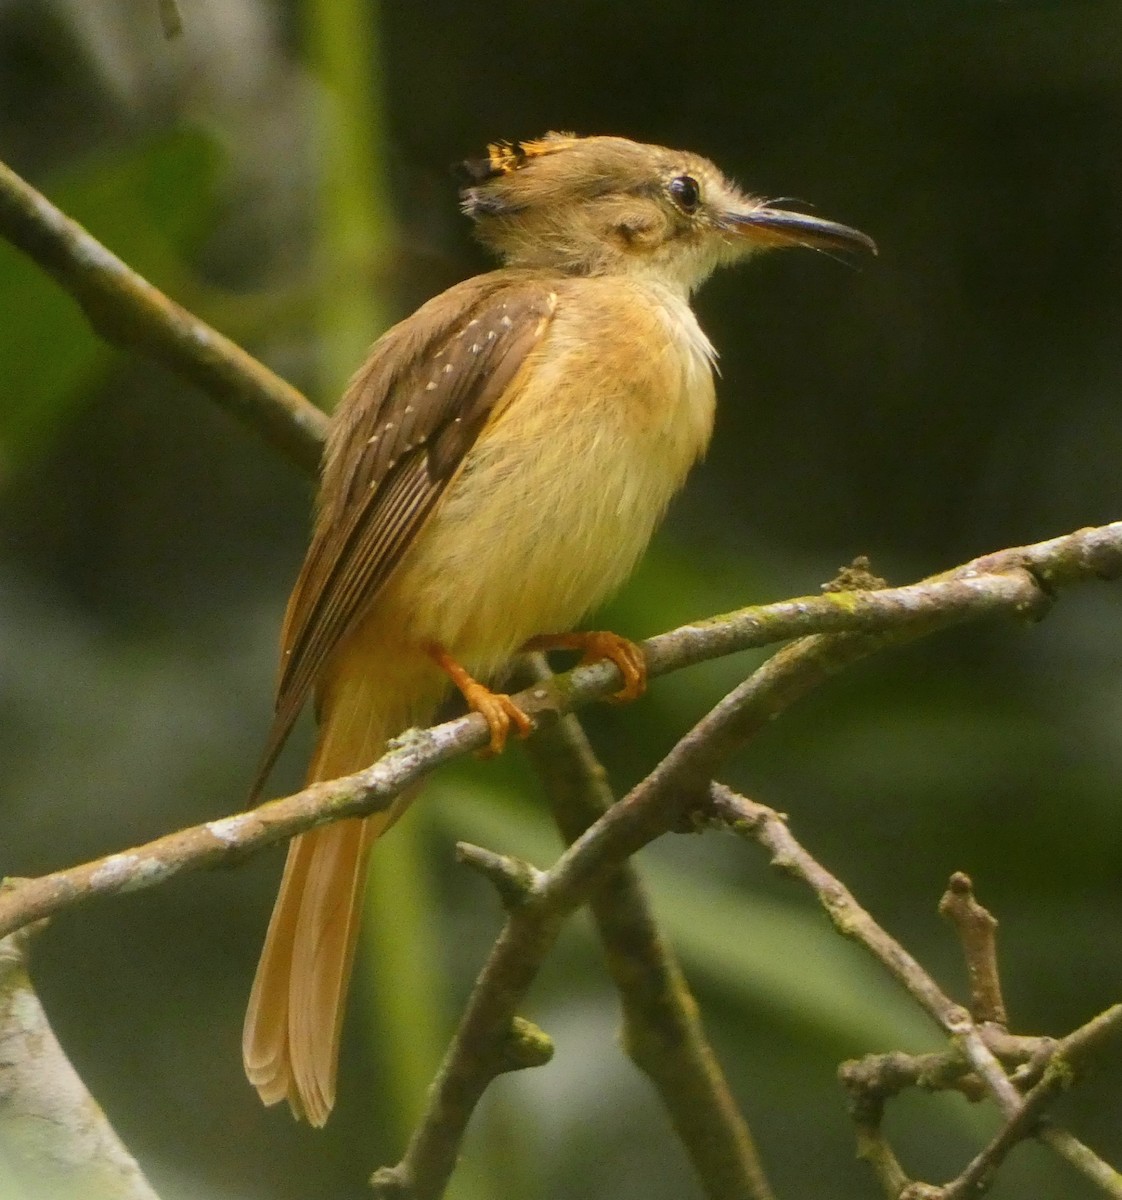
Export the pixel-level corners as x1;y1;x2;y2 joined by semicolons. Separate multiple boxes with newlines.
243;667;431;1125
242;827;318;1108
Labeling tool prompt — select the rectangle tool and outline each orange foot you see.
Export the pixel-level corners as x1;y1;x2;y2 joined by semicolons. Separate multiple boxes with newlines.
426;643;534;757
521;630;647;703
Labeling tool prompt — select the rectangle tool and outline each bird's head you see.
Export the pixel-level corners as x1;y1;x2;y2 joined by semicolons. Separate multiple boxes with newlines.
458;133;875;293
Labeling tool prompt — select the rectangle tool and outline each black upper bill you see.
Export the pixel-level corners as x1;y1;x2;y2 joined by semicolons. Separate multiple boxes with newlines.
728;206;877;255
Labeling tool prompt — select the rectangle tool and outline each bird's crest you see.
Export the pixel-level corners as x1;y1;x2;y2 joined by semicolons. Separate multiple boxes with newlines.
458;133;579;184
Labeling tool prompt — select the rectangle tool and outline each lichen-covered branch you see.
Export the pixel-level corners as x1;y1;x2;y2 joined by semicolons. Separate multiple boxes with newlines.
0;157;326;472
0;520;1111;948
0;925;162;1200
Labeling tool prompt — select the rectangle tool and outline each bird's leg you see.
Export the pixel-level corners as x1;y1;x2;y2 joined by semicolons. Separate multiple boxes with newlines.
425;643;535;757
521;630;647;702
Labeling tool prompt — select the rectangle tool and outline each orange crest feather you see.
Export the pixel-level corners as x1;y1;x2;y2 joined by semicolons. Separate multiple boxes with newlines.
459;133;579;184
485;134;577;174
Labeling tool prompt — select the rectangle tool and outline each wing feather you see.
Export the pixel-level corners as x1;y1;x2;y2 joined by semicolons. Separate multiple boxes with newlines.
250;272;558;797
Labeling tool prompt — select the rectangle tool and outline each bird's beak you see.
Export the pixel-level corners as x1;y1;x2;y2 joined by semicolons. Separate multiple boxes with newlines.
724;204;877;255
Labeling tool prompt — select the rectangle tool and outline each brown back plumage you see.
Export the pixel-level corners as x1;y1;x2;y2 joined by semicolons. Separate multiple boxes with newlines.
248;273;558;800
243;272;558;1124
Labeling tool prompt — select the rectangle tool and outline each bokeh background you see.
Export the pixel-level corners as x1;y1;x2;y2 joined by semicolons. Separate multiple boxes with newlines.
2;1;1122;1197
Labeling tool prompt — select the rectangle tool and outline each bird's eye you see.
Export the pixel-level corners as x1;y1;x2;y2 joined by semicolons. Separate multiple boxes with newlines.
668;175;701;213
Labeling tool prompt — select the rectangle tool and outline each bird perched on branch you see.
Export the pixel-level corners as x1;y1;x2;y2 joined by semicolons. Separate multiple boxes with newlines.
242;132;875;1125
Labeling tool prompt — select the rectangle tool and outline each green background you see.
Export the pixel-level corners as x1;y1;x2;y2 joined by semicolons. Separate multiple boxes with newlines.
1;1;1121;1197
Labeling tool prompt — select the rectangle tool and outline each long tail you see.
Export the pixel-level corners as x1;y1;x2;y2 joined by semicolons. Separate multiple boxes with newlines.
242;673;427;1127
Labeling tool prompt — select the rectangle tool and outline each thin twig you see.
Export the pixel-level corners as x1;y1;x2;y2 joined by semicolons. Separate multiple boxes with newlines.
709;787;966;1031
0;157;326;473
1038;1127;1122;1197
714;787;1122;1198
709;787;1032;1170
455;842;545;907
939;872;1007;1026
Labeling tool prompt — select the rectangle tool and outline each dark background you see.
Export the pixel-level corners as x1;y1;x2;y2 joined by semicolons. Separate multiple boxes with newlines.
1;1;1121;1197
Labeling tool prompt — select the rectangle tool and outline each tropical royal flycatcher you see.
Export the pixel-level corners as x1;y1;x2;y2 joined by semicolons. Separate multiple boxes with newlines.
242;133;875;1125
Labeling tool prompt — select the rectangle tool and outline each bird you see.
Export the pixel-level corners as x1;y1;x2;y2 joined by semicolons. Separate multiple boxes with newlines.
242;132;875;1126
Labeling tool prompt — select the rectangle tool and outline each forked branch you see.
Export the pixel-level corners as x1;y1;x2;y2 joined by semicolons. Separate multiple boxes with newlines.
0;522;1118;946
710;789;1122;1198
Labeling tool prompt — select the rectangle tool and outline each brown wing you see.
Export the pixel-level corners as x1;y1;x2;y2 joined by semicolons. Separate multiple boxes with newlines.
250;272;558;798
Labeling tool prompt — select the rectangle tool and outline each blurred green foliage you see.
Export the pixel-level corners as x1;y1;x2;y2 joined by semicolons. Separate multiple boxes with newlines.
1;2;1121;1199
0;130;220;467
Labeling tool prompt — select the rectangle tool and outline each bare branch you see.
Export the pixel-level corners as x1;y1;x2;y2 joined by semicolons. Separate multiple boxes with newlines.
1038;1126;1122;1198
0;157;327;473
939;872;1008;1026
455;842;544;906
713;787;1122;1197
709;786;966;1032
521;655;775;1200
0;523;1119;952
711;786;1069;1176
0;923;162;1200
0;712;498;941
940;1005;1122;1199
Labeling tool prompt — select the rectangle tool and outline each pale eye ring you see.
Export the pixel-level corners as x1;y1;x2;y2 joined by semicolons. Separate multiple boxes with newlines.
668;174;701;213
